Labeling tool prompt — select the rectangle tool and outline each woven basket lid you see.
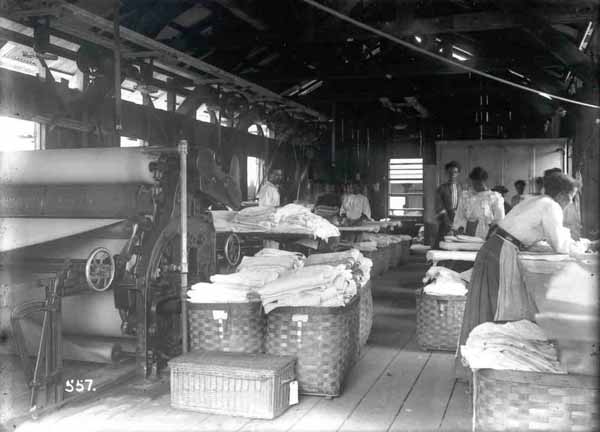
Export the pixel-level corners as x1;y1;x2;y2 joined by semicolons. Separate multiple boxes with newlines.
169;351;295;376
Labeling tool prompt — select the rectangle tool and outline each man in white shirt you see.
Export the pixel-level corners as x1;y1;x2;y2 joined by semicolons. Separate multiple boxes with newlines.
340;183;372;222
257;168;283;249
258;168;282;207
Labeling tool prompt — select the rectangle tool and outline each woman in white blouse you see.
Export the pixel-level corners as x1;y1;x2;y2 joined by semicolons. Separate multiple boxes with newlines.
452;167;505;240
456;172;579;378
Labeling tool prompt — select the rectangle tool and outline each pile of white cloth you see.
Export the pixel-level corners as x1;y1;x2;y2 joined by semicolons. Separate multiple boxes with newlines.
234;206;276;230
187;281;254;303
255;264;357;313
422;266;471;296
460;320;565;373
272;204;340;241
305;248;372;285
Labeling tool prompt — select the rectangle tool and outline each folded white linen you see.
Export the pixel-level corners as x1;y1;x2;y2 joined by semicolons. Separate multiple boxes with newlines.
461;320;565;373
210;270;280;287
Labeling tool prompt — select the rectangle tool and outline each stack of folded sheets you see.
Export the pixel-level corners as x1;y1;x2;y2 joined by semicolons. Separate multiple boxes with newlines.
305;248;372;285
234;206;277;230
461;320;565;373
422;266;471;296
255;264;357;313
313;205;339;218
237;253;304;275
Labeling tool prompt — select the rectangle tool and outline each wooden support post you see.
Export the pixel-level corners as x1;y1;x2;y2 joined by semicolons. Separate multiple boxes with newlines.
166;79;176;112
113;1;122;146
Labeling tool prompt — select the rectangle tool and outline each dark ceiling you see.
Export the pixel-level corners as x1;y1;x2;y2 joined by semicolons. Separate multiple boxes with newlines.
118;0;599;120
2;0;599;132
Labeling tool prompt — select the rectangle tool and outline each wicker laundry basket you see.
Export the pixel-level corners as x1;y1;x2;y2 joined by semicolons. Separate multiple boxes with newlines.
365;249;386;276
170;351;297;419
188;301;266;353
398;239;411;265
381;246;392;273
473;368;599;431
358;280;373;348
416;290;466;351
265;295;359;397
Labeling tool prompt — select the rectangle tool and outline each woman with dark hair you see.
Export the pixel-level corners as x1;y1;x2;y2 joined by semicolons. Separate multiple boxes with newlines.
452;167;505;240
511;179;526;207
457;172;580;377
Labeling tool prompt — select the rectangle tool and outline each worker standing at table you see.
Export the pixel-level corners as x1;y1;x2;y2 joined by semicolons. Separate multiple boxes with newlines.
340;183;372;223
456;173;580;378
257;168;283;248
258;168;283;207
452;167;505;240
434;161;462;248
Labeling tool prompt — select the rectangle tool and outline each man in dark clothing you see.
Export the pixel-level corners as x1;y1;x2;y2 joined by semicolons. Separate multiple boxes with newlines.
434;161;462;248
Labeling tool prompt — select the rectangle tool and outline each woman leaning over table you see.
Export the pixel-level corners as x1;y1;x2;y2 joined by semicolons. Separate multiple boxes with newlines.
451;167;505;240
456;172;580;377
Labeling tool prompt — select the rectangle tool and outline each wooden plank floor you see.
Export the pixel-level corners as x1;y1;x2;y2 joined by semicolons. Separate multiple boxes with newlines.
7;255;472;432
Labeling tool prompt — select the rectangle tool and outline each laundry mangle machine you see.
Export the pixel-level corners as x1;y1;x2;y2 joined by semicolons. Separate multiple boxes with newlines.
0;142;242;415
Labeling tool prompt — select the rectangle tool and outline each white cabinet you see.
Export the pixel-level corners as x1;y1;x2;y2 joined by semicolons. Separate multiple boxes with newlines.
435;138;568;194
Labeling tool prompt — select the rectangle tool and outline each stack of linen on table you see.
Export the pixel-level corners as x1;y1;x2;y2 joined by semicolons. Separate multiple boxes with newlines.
272;204;340;241
422;266;471;296
313;205;340;219
254;264;357;313
461;320;565;373
234;206;276;230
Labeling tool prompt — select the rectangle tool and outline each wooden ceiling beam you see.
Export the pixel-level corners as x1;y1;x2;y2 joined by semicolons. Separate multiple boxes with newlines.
319;10;595;41
209;0;267;31
495;3;596;80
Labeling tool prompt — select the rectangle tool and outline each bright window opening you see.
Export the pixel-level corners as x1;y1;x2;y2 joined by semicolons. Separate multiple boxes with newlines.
247;156;264;201
0;116;38;151
120;136;146;147
388;158;423;217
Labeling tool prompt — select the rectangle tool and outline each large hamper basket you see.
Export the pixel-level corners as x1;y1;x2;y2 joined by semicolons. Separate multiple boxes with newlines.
398;238;411;265
390;241;401;268
363;250;383;277
170;351;297;419
188;301;266;353
416;291;466;351
381;246;392;273
474;368;599;431
358;280;373;347
265;296;359;397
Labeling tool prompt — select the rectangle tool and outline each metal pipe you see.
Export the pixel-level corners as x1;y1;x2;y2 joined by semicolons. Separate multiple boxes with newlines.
178;139;189;353
113;1;122;136
299;0;600;110
366;128;370;167
331;103;336;166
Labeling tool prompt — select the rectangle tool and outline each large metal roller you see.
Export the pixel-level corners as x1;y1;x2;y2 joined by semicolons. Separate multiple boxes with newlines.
0;148;158;185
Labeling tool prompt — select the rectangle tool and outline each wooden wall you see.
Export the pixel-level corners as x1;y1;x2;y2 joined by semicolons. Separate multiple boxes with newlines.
0;69;274;200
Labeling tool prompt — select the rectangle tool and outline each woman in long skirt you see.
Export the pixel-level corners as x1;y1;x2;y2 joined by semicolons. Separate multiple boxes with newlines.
456;173;579;378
